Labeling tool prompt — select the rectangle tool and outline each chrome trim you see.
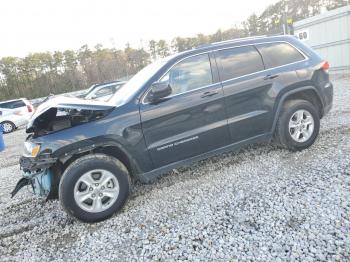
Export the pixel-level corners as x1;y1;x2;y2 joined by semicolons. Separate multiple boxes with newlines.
141;41;309;105
142;82;220;104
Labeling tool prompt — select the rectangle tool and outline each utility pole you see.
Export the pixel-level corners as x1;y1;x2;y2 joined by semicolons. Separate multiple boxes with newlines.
282;2;289;35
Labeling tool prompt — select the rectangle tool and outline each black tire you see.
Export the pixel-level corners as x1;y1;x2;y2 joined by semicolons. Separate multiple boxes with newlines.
275;99;320;151
1;121;16;134
59;154;131;223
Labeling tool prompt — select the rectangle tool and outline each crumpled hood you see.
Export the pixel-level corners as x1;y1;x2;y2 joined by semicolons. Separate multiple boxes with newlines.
27;96;115;134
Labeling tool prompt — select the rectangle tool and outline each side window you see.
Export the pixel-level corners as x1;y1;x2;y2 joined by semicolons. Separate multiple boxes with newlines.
160;54;213;96
0;102;10;109
256;42;305;69
216;46;264;81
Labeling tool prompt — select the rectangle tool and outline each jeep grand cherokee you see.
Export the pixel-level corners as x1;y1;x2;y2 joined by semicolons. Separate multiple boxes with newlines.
12;35;333;222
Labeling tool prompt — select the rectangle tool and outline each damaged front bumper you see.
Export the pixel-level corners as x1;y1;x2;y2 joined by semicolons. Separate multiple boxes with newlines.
11;169;53;198
11;155;57;199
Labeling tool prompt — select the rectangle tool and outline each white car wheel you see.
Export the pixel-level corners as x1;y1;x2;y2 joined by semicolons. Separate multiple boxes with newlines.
1;121;16;133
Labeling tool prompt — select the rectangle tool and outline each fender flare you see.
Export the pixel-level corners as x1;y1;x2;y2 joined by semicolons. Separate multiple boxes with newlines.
270;85;324;134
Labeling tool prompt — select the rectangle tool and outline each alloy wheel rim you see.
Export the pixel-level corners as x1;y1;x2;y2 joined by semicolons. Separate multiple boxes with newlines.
288;109;314;143
2;123;13;133
74;169;119;213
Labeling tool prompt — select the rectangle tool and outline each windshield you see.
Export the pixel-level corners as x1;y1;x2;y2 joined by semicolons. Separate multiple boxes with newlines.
109;59;168;106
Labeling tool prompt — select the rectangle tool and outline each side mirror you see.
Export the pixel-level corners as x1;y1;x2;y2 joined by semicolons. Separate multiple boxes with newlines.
148;82;172;103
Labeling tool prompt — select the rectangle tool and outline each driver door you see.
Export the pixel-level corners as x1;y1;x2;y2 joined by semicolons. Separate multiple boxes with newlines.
139;53;230;168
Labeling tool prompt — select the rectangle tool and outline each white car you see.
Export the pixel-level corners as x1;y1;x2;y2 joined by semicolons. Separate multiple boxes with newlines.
0;98;34;133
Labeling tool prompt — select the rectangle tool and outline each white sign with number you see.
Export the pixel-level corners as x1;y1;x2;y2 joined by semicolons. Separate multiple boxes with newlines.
295;29;309;41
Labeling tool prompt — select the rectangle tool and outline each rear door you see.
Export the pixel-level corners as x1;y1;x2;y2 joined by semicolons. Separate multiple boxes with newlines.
12;100;29;118
140;53;230;168
215;45;275;143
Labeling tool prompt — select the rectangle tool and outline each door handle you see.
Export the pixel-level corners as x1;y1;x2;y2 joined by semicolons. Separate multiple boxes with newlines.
263;74;279;80
201;91;219;98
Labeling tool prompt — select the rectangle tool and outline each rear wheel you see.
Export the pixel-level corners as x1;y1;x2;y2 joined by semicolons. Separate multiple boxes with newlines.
1;121;16;134
59;154;131;222
275;99;320;151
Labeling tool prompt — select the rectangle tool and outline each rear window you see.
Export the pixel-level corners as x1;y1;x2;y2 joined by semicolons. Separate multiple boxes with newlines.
256;42;305;69
0;100;26;109
216;46;264;81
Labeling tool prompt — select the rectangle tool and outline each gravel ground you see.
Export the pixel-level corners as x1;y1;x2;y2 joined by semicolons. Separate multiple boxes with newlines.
0;75;349;261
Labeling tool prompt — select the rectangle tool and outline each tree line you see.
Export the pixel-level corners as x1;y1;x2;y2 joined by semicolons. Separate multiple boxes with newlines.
0;0;347;100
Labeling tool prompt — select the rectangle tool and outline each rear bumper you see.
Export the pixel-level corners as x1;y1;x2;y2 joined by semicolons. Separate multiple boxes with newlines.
13;112;32;127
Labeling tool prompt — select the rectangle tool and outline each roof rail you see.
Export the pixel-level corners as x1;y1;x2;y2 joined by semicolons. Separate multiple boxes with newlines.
195;33;285;49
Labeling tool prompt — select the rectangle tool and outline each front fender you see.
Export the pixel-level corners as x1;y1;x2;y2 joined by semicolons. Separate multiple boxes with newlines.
53;137;143;174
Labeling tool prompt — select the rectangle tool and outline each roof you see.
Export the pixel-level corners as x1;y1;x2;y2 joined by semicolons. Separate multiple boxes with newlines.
166;35;296;62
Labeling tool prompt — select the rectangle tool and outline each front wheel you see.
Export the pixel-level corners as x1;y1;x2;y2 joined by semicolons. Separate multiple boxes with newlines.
275;99;320;151
59;154;131;222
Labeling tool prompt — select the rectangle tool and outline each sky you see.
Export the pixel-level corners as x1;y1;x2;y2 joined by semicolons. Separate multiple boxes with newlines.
0;0;279;58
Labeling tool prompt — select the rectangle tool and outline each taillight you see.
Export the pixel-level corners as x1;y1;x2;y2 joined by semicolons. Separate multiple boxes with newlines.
27;105;33;113
321;61;330;73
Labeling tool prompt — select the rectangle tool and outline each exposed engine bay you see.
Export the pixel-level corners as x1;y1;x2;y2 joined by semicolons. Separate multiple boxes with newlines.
26;96;115;137
29;107;111;137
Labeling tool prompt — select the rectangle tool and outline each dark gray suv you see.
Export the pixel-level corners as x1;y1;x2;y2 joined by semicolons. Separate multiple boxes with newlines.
12;35;333;222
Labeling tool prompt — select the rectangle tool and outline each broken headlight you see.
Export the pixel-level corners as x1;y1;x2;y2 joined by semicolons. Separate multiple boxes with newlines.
23;141;41;158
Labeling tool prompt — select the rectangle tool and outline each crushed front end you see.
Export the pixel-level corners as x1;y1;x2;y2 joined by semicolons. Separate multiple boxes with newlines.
11;96;115;199
11;153;57;199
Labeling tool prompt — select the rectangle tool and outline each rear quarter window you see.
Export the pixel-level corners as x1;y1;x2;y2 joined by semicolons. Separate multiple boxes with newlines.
216;46;264;81
256;42;305;69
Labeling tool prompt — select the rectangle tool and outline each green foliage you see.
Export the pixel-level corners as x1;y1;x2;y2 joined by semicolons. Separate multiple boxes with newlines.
148;40;157;61
0;0;348;100
0;45;150;100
